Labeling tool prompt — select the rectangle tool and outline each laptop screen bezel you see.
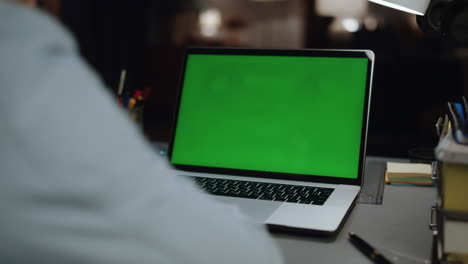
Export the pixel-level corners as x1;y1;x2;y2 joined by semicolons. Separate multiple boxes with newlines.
168;47;374;186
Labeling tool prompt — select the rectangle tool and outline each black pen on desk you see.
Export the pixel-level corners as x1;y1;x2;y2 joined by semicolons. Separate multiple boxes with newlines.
348;232;392;264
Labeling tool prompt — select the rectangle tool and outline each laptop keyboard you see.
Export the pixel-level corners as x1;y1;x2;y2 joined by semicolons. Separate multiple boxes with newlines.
191;177;334;205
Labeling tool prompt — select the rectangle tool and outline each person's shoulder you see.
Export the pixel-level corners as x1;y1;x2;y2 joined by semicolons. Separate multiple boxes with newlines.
0;1;76;51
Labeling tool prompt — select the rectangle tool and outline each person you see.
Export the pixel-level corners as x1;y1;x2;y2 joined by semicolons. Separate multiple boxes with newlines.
0;1;284;263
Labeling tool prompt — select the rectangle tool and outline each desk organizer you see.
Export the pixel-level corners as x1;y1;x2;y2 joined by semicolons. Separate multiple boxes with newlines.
432;132;468;263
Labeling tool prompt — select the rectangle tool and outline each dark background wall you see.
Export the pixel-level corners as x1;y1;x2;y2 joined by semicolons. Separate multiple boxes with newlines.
60;0;147;94
55;0;467;159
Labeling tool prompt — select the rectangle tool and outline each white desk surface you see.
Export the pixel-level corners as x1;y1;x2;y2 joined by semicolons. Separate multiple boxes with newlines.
274;177;435;264
153;145;435;264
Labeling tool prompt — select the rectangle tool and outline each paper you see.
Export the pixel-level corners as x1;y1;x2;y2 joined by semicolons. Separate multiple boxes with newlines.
386;162;432;176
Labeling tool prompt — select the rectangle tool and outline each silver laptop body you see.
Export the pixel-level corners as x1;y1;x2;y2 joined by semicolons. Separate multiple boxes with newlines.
168;48;375;234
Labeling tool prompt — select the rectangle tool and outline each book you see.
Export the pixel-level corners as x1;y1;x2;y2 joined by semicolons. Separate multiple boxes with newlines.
385;162;433;186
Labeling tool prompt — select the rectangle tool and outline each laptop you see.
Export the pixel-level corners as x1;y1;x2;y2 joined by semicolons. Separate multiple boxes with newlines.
168;48;374;235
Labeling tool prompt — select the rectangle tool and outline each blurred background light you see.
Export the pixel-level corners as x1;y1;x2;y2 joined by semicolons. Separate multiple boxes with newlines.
341;18;360;32
199;8;222;37
363;15;378;31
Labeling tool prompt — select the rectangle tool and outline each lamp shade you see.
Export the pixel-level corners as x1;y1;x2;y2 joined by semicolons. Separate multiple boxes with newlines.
368;0;431;15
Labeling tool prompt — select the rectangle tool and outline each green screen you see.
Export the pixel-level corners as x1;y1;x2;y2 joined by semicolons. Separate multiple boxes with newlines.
171;54;369;179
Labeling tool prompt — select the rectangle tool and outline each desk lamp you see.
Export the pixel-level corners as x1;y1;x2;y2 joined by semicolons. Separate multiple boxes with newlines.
369;0;468;43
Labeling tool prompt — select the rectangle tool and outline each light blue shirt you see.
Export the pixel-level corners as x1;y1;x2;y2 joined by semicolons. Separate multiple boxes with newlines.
0;2;284;263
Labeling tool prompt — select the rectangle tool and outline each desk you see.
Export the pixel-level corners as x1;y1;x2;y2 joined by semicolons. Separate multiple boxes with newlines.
153;145;435;263
275;166;436;264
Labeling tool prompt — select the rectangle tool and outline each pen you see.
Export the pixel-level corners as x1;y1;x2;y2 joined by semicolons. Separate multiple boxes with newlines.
117;69;127;97
435;117;443;137
348;232;392;264
442;114;450;136
462;96;468;125
455;102;466;127
447;101;468;144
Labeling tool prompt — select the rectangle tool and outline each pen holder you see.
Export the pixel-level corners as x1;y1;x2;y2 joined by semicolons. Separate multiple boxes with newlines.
117;88;151;130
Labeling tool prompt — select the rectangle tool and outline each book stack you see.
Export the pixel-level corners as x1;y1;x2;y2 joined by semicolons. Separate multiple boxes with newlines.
385;162;433;186
433;132;468;263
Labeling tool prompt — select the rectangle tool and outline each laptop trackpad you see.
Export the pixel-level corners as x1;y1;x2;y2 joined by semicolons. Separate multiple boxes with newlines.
214;196;282;223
